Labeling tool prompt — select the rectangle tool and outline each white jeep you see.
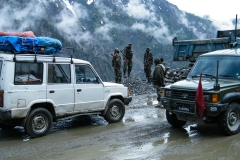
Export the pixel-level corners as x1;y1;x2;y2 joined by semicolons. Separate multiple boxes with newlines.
0;51;132;137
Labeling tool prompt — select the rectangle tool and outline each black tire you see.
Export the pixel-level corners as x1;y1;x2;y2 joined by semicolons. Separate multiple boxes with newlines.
166;110;187;128
25;108;53;138
104;99;125;123
218;102;240;136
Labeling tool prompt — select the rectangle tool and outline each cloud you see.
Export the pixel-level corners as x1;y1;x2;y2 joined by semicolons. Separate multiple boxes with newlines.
122;0;155;20
0;0;45;31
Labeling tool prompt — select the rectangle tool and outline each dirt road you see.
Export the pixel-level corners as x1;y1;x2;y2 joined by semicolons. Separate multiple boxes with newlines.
0;94;239;160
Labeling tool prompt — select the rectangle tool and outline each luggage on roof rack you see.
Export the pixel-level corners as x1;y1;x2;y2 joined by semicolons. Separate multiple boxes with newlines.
0;36;62;54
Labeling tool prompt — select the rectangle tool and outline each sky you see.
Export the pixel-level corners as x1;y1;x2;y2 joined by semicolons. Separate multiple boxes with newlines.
167;0;240;30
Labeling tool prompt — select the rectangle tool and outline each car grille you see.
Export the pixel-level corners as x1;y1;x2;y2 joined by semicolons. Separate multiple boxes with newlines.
173;90;196;101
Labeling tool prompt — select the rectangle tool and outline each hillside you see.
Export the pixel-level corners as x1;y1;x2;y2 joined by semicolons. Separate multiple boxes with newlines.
0;0;218;81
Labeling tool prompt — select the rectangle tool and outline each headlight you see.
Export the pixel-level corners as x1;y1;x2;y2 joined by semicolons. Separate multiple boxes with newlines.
162;89;171;97
204;94;219;103
128;88;131;96
166;90;171;97
204;95;211;102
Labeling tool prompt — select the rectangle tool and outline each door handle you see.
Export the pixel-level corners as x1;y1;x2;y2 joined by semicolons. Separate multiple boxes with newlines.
77;89;82;92
49;90;55;93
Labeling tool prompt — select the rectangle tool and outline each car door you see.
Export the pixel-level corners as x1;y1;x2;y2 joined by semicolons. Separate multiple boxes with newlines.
73;64;104;112
46;63;74;114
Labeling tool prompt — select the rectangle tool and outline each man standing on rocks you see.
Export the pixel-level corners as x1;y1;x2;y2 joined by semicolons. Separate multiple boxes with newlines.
122;44;133;78
111;48;122;83
152;58;165;107
144;47;153;83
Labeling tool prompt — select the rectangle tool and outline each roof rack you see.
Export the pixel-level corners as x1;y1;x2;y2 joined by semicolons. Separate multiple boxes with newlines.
8;47;75;63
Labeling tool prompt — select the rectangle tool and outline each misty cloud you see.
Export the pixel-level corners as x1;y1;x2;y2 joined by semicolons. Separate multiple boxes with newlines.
122;0;155;20
0;0;45;31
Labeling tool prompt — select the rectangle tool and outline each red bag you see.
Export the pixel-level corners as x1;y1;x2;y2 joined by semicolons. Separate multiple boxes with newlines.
0;31;36;38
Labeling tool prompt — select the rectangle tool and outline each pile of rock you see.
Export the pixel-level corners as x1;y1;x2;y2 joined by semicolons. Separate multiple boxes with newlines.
165;66;191;83
122;77;155;96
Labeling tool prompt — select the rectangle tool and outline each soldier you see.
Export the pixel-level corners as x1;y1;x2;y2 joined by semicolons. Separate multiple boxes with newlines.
144;47;153;83
152;58;165;108
122;43;133;77
111;48;122;83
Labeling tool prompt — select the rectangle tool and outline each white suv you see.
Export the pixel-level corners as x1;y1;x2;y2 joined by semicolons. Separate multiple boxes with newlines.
0;52;132;137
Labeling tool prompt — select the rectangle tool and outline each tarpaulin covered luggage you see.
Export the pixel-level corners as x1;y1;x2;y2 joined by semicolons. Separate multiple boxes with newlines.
0;36;62;54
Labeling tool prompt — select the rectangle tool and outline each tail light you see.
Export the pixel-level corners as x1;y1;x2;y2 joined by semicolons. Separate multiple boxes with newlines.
0;90;4;107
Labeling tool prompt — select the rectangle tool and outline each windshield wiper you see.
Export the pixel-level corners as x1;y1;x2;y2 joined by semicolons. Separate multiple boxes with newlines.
191;74;216;78
202;74;216;78
219;74;234;78
191;74;200;78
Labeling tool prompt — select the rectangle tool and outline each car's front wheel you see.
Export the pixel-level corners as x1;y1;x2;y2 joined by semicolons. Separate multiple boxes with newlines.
104;99;125;123
218;102;240;136
25;108;53;138
166;110;187;128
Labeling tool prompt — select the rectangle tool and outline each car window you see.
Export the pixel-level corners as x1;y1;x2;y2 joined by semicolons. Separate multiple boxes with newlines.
14;62;43;85
75;64;98;84
48;64;71;83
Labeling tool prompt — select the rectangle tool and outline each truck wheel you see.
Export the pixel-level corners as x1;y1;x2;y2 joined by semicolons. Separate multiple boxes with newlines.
218;102;240;136
25;108;53;138
104;99;125;123
166;110;187;128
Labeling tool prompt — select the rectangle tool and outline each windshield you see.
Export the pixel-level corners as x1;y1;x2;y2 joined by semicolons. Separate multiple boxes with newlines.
188;56;240;79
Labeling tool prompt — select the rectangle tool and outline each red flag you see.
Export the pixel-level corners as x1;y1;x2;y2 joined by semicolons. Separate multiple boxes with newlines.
195;73;206;118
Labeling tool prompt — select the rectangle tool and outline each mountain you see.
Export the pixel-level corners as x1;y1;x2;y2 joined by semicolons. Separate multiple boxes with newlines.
0;0;218;81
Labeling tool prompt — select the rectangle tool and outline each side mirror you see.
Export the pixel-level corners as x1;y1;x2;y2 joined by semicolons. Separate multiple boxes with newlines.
96;77;100;83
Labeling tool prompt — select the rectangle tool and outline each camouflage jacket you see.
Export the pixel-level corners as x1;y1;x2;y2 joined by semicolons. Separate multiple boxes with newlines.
112;53;121;68
123;48;133;60
144;52;153;66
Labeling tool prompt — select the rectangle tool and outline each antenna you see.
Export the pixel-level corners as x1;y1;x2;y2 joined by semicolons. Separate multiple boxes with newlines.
214;60;220;90
235;14;238;42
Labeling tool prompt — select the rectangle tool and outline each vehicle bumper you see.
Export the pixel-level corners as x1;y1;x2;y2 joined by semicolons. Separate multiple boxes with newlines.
0;108;28;120
162;97;228;117
124;96;132;105
0;109;11;120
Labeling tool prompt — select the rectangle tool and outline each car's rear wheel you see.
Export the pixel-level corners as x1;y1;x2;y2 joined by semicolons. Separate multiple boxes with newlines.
166;110;187;128
25;108;53;138
218;102;240;136
104;99;125;123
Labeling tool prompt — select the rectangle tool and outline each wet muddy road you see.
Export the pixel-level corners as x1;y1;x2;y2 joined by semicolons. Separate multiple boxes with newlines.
0;94;239;160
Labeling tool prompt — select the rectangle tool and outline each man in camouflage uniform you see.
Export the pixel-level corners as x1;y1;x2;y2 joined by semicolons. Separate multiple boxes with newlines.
112;48;122;83
122;44;133;77
152;58;165;107
144;48;153;83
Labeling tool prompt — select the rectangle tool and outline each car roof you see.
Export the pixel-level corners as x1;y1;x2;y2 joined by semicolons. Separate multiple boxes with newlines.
200;48;240;57
0;52;90;64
